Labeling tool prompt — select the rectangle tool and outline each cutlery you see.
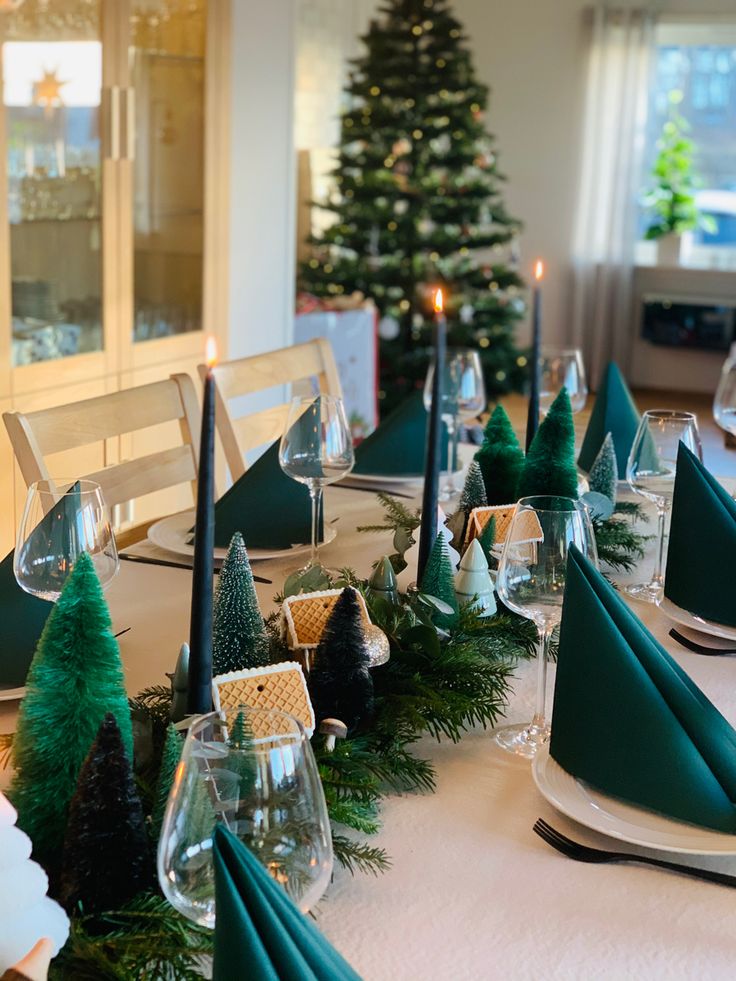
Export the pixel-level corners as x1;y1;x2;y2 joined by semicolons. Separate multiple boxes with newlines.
119;552;272;585
113;626;131;639
668;627;736;657
533;818;736;888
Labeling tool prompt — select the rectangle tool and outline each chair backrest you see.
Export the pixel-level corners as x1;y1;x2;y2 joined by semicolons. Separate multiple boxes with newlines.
200;337;342;480
3;374;203;512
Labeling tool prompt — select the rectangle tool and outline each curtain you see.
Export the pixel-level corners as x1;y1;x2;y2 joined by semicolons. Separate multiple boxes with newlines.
570;7;656;387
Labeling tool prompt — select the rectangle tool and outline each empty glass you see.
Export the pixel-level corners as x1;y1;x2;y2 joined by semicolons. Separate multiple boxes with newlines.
423;347;486;500
14;479;118;601
279;394;354;570
494;496;597;759
157;707;333;927
714;353;736;437
625;410;702;603
540;348;588;415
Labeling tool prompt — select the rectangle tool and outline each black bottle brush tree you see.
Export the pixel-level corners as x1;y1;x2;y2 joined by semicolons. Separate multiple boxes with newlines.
301;0;527;413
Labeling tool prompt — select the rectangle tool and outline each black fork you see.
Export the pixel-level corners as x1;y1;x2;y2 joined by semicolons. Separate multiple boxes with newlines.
533;818;736;888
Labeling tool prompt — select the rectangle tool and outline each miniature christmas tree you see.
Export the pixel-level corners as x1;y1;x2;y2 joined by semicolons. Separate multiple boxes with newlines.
458;460;488;515
150;724;183;841
588;432;618;503
225;709;257;799
60;714;149;915
308;588;374;732
213;532;269;675
10;552;132;876
474;404;525;504
477;516;497;565
518;387;578;500
419;532;459;628
454;539;496;617
365;556;399;606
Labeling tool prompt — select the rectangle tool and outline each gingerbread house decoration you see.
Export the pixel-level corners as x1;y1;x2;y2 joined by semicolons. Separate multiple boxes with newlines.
281;588;372;652
466;504;544;549
213;661;315;737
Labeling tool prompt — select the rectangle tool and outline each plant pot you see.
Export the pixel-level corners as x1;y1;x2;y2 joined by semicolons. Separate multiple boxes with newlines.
655;233;681;266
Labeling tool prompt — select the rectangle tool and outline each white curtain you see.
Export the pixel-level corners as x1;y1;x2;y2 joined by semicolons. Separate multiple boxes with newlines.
571;6;656;387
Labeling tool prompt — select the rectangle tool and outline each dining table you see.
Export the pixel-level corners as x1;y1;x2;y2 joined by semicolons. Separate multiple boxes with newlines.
2;468;736;980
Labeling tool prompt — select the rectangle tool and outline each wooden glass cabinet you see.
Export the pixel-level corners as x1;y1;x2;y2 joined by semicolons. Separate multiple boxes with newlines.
0;0;230;552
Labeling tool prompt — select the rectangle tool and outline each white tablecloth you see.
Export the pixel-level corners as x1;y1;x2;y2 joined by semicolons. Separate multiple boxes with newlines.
2;484;736;980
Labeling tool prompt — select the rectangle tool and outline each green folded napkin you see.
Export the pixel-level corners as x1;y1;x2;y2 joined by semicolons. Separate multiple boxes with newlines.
578;362;640;475
214;440;320;550
550;544;736;833
213;825;362;981
353;391;450;477
665;443;736;627
0;549;53;689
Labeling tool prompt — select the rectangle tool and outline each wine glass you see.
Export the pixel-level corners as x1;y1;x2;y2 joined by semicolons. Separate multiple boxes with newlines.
14;478;118;601
157;707;333;927
279;394;354;570
539;348;588;415
494;496;597;759
625;409;701;604
423;348;486;500
713;354;736;437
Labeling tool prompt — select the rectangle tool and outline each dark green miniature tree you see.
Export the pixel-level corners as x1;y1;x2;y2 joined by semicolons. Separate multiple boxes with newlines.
213;532;269;676
60;714;149;914
308;588;374;732
588;431;618;503
11;552;133;876
474;404;524;504
458;460;487;514
419;532;459;628
151;723;183;841
518;387;578;500
477;516;496;565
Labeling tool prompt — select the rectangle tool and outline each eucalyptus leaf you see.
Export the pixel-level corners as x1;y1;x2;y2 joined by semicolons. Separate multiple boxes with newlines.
417;592;456;616
581;491;615;521
402;623;441;658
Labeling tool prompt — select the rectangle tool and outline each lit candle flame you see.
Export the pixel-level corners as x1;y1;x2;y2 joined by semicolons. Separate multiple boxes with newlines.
534;260;544;282
205;336;218;368
433;288;444;314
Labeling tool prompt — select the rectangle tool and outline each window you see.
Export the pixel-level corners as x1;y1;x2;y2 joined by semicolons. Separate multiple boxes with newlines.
640;21;736;258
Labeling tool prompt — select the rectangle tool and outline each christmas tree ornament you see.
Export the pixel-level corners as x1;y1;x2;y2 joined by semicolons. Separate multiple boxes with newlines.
308;587;374;732
474;404;525;504
60;714;149;916
365;556;400;606
10;552;132;876
419;533;459;629
169;642;190;723
213;662;315;738
363;624;391;668
454;539;496;617
151;723;183;841
0;793;68;973
588;432;618;503
213;532;269;675
281;588;372;654
518;387;578;500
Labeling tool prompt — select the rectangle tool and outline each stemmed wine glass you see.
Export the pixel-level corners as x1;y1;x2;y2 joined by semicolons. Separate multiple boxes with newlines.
423;348;486;500
540;348;588;415
279;394;354;571
713;353;736;438
14;478;118;601
494;496;597;759
625;409;702;604
157;707;333;927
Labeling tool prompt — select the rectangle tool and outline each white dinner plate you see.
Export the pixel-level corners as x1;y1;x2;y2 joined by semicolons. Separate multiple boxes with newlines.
532;747;736;855
0;685;24;702
147;510;337;562
659;595;736;642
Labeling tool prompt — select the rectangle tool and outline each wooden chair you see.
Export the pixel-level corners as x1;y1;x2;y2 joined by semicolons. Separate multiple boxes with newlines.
200;338;342;480
3;374;203;548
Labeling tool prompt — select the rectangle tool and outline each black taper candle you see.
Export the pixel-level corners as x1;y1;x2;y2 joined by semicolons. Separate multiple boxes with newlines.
417;289;447;584
525;261;544;452
187;347;216;715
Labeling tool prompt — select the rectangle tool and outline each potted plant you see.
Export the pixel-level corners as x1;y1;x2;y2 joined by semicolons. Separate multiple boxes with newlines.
643;89;716;265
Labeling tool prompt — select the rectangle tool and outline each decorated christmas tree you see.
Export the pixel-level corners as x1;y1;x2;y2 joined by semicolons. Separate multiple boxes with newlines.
419;532;459;628
150;724;183;841
213;532;269;675
308;588;374;731
474;404;524;504
518;388;578;500
60;714;149;915
588;432;618;503
10;552;133;876
301;0;526;412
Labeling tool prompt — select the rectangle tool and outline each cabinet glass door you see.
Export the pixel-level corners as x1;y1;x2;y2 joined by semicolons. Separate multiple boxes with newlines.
1;0;103;367
130;0;206;343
